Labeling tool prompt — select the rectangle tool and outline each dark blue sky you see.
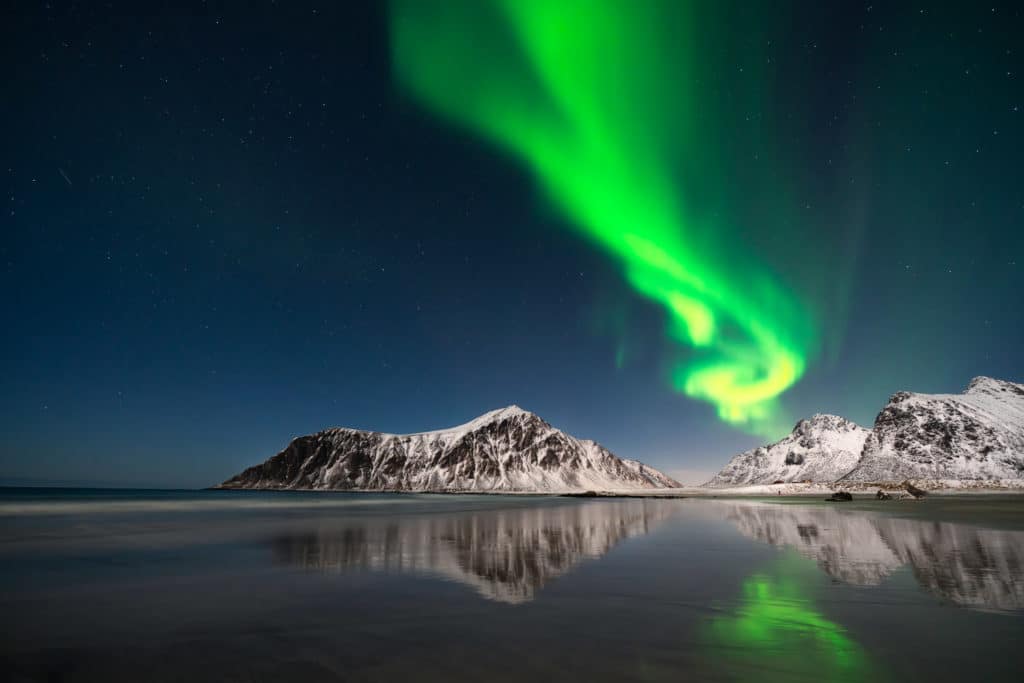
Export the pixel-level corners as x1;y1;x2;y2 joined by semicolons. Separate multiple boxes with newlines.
2;2;1022;487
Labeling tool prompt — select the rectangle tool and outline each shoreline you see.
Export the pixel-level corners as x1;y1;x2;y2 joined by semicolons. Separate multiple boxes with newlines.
208;479;1024;498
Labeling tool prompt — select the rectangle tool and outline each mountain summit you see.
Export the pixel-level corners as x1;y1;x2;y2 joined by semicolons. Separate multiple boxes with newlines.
218;407;680;492
840;376;1024;482
707;376;1024;486
705;414;869;487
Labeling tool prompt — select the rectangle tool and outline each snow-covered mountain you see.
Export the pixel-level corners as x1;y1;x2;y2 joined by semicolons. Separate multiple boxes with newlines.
218;406;680;492
706;376;1024;486
705;414;869;487
841;376;1024;482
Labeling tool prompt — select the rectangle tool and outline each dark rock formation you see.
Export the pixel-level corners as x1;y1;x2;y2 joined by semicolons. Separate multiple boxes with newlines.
902;480;927;498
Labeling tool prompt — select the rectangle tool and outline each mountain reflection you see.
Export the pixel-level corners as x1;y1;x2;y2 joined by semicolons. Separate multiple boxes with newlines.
719;501;1024;612
270;499;675;603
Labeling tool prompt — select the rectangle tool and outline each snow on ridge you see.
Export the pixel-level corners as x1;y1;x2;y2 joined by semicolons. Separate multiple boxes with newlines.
219;406;680;492
324;405;536;440
708;376;1024;486
705;413;869;487
840;375;1024;482
395;405;536;438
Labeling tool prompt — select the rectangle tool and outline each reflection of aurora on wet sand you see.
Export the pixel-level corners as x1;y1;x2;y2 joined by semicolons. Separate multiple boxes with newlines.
705;556;875;682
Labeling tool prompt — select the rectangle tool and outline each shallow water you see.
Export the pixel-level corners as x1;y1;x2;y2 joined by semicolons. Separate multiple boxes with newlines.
1;488;1022;682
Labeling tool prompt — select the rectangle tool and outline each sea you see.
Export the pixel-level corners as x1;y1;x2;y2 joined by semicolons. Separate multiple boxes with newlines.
1;487;1022;682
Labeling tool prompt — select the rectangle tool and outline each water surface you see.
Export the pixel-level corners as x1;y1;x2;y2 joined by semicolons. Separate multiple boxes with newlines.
1;488;1022;681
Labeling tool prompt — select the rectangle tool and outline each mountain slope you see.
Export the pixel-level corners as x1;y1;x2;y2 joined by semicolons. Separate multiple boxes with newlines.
705;414;869;487
840;376;1024;482
706;376;1024;486
218;406;680;492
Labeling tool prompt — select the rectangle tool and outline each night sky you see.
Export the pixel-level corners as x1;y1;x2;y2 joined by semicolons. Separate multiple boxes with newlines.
3;1;1022;488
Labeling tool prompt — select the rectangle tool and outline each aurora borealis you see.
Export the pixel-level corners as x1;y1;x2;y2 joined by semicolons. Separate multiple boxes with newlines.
390;0;814;436
4;3;1024;681
2;1;1022;487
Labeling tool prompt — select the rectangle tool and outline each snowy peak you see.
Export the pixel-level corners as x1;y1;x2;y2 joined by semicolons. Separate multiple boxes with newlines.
338;405;542;439
218;407;680;493
965;376;1024;400
794;413;864;436
841;376;1024;482
708;376;1024;486
481;404;530;419
705;414;869;487
406;405;539;436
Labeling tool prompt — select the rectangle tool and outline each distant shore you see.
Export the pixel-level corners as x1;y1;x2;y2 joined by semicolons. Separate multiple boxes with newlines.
589;480;1024;498
210;479;1024;498
681;479;1024;497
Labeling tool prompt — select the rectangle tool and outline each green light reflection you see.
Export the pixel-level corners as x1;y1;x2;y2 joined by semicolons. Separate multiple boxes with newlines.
704;557;877;682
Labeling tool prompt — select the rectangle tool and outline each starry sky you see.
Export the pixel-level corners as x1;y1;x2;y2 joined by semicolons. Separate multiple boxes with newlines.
2;1;1022;488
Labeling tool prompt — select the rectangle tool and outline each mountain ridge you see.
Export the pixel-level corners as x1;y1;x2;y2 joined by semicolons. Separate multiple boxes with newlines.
707;376;1024;486
218;406;680;492
840;376;1024;482
705;413;869;487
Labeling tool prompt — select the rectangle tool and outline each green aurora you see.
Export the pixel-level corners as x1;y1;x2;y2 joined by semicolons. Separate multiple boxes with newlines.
389;0;817;436
705;560;875;681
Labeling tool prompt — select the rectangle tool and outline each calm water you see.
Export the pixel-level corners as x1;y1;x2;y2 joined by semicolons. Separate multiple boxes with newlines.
1;489;1022;682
